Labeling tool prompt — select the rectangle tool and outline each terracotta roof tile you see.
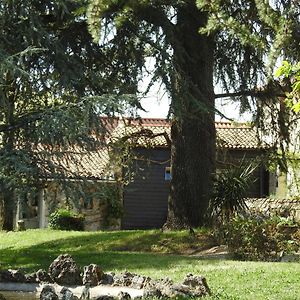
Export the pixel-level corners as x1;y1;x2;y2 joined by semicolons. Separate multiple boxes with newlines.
39;118;266;180
109;118;266;150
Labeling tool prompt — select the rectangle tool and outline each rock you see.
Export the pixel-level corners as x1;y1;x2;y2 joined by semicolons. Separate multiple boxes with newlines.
36;269;52;283
60;287;79;300
160;284;188;298
182;273;211;296
143;287;162;298
48;254;82;285
117;291;131;300
0;269;26;283
82;264;104;286
94;296;114;300
280;252;300;262
130;275;150;289
148;277;173;290
99;272;115;285
0;270;13;282
40;285;59;300
113;271;135;287
25;272;37;283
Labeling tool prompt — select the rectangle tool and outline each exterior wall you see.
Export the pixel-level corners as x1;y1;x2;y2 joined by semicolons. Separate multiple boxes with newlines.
16;181;120;231
216;148;274;197
122;147;274;229
246;198;300;221
122;148;170;229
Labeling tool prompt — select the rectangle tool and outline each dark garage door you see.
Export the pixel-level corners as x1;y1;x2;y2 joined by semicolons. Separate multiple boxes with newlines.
122;148;170;229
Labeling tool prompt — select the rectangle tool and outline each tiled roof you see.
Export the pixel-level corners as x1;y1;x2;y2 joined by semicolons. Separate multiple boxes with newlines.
216;126;263;150
110;118;171;148
36;146;114;181
37;118;266;180
109;118;266;150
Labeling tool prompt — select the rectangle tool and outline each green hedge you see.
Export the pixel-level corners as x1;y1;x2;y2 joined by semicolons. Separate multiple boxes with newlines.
49;209;84;231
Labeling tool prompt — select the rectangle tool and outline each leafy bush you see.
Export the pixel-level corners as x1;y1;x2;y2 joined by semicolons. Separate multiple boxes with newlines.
220;215;300;261
49;209;84;231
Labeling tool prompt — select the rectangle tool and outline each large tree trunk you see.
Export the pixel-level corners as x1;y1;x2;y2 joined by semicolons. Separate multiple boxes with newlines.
166;3;215;228
1;190;15;230
0;76;16;231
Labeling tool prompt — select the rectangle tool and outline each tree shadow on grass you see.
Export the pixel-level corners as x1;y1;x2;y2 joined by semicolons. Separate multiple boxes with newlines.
0;231;218;273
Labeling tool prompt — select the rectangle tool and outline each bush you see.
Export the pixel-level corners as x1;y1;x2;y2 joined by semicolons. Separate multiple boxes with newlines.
219;215;300;261
209;162;256;223
49;209;85;231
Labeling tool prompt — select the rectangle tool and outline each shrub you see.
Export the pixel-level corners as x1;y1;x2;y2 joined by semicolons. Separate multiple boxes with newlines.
49;209;85;231
209;162;256;223
219;215;300;261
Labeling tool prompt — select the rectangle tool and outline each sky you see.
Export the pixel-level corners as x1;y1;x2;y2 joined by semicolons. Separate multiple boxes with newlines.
138;87;253;122
137;58;253;122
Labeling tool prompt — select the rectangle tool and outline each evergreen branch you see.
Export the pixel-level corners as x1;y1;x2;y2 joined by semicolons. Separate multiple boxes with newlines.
215;90;286;99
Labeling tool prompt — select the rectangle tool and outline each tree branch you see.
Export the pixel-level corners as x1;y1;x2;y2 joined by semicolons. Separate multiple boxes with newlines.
215;90;286;99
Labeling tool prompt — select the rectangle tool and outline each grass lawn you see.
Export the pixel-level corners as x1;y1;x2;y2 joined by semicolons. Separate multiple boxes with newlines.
0;229;299;300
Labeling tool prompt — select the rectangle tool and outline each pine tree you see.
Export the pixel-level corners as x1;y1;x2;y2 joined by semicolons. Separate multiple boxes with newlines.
0;0;138;230
87;0;300;227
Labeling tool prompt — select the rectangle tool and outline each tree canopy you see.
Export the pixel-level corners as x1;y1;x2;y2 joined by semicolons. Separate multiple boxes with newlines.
1;0;300;229
0;0;139;230
86;0;300;227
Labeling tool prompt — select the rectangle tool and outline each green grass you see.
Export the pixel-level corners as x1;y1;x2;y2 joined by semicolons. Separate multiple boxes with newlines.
0;229;299;300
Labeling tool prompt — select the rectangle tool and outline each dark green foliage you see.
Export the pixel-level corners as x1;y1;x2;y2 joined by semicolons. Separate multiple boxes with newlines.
0;0;142;229
86;0;300;227
49;209;84;231
209;162;256;222
220;215;299;261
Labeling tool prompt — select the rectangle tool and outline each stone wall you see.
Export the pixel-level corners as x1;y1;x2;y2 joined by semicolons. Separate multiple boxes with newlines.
16;181;121;231
246;198;300;221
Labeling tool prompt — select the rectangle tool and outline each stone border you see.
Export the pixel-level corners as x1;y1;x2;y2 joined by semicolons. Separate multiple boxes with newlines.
0;254;211;299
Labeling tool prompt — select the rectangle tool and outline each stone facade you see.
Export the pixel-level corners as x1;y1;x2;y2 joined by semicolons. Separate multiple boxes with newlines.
246;198;300;221
14;181;121;231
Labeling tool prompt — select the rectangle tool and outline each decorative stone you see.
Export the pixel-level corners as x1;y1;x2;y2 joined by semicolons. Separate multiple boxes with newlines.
82;264;104;286
99;272;114;285
280;252;300;262
131;275;150;289
60;287;79;300
25;272;37;283
160;284;188;298
36;269;52;283
117;291;131;300
113;271;135;287
0;269;26;283
0;270;13;282
48;254;82;285
148;277;173;290
40;285;59;300
182;273;211;296
143;287;162;298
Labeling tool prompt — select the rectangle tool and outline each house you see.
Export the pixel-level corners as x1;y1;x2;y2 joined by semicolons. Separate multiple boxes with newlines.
115;119;275;229
14;118;278;231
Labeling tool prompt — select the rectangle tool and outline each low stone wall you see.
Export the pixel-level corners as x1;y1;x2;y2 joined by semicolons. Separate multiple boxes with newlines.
0;254;211;300
246;198;300;221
